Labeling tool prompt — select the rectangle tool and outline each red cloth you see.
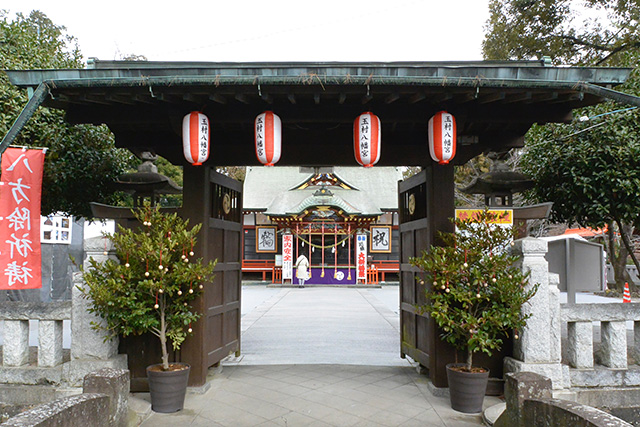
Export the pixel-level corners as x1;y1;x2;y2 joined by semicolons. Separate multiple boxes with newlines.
0;148;45;289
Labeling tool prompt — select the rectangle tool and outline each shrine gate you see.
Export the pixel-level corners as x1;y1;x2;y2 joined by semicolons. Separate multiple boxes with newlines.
3;60;637;387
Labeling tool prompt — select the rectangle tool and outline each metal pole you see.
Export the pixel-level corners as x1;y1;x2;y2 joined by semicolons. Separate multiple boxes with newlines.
348;224;352;281
566;238;575;304
0;83;49;156
321;221;325;278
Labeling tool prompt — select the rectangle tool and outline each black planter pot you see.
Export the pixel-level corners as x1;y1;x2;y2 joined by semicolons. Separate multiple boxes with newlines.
146;363;190;413
446;363;489;414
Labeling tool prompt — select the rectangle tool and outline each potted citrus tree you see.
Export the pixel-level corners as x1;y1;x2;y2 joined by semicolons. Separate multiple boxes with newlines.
80;205;216;413
410;210;538;413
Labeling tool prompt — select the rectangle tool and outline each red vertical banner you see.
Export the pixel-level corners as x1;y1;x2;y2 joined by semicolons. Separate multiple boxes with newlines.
282;234;293;280
0;148;45;290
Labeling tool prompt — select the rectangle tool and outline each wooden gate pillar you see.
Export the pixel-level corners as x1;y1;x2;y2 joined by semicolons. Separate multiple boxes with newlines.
400;164;513;388
425;165;457;388
181;166;242;387
180;165;210;387
399;164;456;388
428;164;455;243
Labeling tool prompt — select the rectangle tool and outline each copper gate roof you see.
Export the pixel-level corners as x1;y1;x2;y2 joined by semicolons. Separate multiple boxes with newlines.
3;59;637;166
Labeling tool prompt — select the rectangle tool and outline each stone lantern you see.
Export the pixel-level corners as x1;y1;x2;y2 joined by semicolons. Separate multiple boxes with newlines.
90;151;182;224
462;153;551;238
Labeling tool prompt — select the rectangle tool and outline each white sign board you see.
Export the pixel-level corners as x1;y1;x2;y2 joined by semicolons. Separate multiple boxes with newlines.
282;234;293;280
356;234;367;281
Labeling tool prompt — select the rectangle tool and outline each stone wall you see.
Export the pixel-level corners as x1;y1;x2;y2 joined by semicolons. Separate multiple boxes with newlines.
0;368;129;427
506;237;640;407
0;237;126;405
495;372;632;427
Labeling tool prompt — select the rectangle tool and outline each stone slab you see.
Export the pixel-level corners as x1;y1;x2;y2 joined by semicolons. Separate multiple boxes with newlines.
568;321;594;368
0;384;80;406
570;365;640;388
63;355;128;387
3;320;29;367
71;273;118;361
38;320;63;367
0;301;71;320
0;365;63;386
504;357;568;390
500;372;552;427
0;393;110;427
83;368;130;427
524;398;632;426
601;321;628;368
571;387;640;409
562;303;640;322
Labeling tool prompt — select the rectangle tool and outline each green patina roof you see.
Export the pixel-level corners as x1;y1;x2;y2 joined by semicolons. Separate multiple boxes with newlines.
3;60;639;167
244;166;402;216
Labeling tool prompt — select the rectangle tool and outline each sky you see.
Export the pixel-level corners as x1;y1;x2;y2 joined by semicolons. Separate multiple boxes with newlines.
3;0;490;63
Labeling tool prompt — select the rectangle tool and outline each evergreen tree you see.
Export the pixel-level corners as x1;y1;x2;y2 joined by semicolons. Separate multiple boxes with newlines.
483;1;640;288
0;10;134;217
81;206;216;370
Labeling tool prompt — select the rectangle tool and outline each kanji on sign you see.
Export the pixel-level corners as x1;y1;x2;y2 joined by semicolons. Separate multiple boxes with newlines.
0;148;45;290
356;234;367;281
353;112;381;167
182;111;210;166
282;234;293;280
255;111;282;166
428;111;457;164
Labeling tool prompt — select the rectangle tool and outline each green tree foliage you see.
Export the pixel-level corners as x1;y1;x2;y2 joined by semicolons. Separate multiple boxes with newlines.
483;0;640;66
80;206;216;370
483;1;640;287
0;10;133;217
410;211;538;371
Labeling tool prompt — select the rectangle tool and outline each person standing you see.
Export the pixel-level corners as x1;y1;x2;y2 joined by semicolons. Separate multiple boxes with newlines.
295;254;309;288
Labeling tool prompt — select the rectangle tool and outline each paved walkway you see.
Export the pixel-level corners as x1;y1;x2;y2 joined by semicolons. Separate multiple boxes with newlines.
137;286;500;426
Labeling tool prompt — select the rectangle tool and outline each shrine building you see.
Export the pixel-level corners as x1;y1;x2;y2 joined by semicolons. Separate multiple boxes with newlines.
242;166;402;284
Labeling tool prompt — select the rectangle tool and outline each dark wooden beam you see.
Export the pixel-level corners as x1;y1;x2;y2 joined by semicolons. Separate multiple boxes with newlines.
106;94;136;105
183;93;201;103
385;93;400;104
429;92;453;103
454;92;477;103
209;94;227;104
551;92;584;104
408;93;426;104
133;94;157;105
528;92;558;103
234;94;250;104
361;94;373;104
503;92;532;104
478;92;505;104
78;95;113;106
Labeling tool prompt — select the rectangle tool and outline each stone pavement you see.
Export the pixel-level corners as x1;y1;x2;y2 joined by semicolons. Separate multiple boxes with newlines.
136;286;500;426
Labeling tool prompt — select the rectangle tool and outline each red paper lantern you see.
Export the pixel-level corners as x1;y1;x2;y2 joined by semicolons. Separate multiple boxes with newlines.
182;112;210;166
428;111;456;164
353;112;381;168
255;111;282;166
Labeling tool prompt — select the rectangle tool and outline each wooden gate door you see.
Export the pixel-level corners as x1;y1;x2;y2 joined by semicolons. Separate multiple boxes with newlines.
399;166;456;388
181;167;242;387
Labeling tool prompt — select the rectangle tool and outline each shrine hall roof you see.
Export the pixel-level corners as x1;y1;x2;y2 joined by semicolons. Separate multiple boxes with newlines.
243;167;403;215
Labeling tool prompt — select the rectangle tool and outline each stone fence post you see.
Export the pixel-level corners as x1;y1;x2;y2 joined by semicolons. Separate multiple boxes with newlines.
504;237;566;389
65;236;127;386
